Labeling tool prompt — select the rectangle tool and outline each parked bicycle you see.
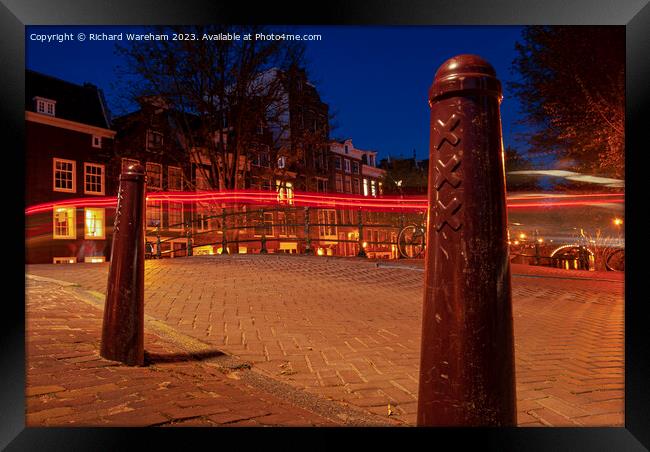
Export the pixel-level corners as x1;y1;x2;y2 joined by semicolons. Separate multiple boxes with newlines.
605;248;625;272
398;223;426;258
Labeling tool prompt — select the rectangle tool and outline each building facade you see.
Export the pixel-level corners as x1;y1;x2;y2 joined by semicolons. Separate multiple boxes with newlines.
25;70;116;264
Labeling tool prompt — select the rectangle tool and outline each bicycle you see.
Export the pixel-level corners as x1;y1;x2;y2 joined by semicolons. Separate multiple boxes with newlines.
605;248;625;271
398;223;426;258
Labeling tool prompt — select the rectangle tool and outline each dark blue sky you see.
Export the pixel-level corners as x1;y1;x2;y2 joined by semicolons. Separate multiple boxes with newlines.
27;25;529;162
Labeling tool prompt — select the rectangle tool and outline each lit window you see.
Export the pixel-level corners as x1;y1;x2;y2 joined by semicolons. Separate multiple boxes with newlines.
53;206;76;239
35;97;56;116
92;136;102;148
84;163;104;195
168;201;184;230
318;209;337;238
53;257;76;264
84;208;105;239
344;159;351;173
53;158;76;193
371;180;377;197
363;178;369;196
276;180;294;205
85;256;105;263
278;156;286;169
146;201;163;229
194;202;215;232
168;166;183;191
146;162;162;190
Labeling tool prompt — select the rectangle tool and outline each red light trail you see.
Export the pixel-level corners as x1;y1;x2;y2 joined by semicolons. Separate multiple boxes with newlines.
24;190;624;216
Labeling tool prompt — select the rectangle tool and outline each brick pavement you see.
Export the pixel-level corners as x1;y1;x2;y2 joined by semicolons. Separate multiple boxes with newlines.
25;277;359;427
26;255;624;426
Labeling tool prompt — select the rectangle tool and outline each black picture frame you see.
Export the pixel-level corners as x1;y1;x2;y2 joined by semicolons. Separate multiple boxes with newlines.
3;0;648;449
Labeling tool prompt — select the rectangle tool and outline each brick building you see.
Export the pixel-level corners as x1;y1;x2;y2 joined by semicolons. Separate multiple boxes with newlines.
25;70;116;264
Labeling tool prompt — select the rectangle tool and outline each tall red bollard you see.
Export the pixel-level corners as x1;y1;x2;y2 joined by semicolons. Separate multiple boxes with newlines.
100;164;146;366
417;55;517;426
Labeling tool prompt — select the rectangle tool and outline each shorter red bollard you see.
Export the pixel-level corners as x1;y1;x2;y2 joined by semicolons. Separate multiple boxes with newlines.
100;164;146;366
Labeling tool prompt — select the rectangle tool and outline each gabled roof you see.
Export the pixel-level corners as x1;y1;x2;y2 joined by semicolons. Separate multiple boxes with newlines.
25;69;111;129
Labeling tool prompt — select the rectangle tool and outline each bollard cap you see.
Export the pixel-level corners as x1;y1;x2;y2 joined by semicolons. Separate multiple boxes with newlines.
120;163;146;181
429;54;502;105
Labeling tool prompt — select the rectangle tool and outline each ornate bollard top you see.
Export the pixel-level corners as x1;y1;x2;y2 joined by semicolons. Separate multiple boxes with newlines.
121;163;146;181
429;54;502;104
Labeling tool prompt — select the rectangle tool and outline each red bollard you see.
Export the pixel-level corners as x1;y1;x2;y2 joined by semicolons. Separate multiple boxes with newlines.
100;164;146;366
417;55;517;426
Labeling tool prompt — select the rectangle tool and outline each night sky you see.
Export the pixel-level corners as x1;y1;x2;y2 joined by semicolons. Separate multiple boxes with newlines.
26;25;529;162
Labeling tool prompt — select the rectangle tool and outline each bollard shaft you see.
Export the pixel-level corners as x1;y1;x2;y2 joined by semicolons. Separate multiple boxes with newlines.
417;55;516;426
100;164;146;366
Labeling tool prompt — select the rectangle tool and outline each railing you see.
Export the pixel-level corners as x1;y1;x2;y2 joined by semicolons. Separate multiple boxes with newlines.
145;205;421;260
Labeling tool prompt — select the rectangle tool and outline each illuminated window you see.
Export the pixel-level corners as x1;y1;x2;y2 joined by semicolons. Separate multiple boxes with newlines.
146;201;163;229
371;180;377;197
378;181;383;195
85;256;105;263
168;166;183;191
84;208;105;239
335;174;343;193
92;135;102;148
53;206;76;239
84;163;104;195
318;209;337;238
53;158;76;193
194;202;215;232
35;97;56;116
278;156;286;169
168;201;184;230
121;158;140;173
363;178;369;196
146;162;162;190
53;257;76;264
276;180;294;205
344;159;351;173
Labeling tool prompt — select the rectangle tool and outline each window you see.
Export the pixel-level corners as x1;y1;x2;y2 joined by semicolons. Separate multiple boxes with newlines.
344;176;352;193
167;201;184;230
378;181;383;196
53;159;76;193
344;159;351;173
352;179;360;194
193;164;211;191
146;201;163;229
278;156;286;169
344;145;349;154
194;203;216;232
278;211;297;236
53;257;76;264
317;179;328;193
318;209;337;238
85;256;105;263
84;208;105;239
335;174;343;193
53;206;76;239
146;162;162;190
254;212;274;236
35;97;56;116
363;178;369;196
335;157;341;170
260;152;270;168
84;163;104;195
146;130;164;150
371;180;377;197
276;180;294;205
352;161;360;174
92;136;102;148
121;158;140;173
168;166;183;191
